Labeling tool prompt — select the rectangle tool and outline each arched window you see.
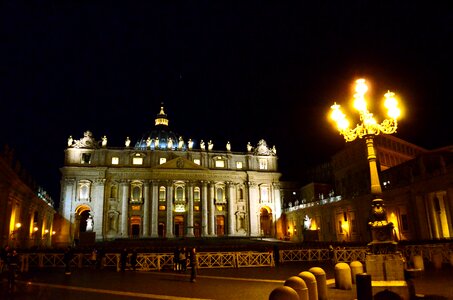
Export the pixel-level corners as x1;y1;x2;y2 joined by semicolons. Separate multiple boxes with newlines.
175;186;184;201
133;186;141;201
159;186;166;201
239;188;244;200
194;187;200;202
110;185;117;198
260;185;269;202
216;187;224;202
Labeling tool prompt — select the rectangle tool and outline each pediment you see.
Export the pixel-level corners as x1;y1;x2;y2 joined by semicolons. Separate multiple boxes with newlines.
153;157;207;170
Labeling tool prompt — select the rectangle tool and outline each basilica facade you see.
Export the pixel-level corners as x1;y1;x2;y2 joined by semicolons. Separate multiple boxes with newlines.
59;107;283;244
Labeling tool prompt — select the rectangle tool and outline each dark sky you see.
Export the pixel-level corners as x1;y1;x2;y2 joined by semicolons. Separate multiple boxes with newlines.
1;2;452;207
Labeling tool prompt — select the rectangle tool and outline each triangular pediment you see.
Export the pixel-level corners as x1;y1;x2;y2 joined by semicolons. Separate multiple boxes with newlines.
153;156;207;170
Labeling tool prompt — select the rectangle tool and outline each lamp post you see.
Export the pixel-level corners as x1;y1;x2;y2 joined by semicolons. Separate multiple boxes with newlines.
329;78;401;254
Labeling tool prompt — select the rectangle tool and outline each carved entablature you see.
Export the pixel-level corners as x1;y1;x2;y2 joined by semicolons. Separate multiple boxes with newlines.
70;131;99;149
254;139;276;156
94;178;106;185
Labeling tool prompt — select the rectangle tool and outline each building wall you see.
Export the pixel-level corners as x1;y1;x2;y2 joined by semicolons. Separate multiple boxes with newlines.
0;146;56;249
282;135;452;244
59;132;283;245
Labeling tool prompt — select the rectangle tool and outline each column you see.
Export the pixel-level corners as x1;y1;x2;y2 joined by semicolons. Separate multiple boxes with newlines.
272;183;282;218
248;182;260;236
143;181;150;237
120;181;129;237
93;179;106;240
227;182;235;236
166;181;174;238
273;182;282;238
208;182;216;236
201;181;208;237
187;182;194;237
150;181;159;238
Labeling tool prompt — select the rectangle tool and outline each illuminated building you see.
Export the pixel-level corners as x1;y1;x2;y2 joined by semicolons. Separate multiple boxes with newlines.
0;146;55;248
59;106;283;244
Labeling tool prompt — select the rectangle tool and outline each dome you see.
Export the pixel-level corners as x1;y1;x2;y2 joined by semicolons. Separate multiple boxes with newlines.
134;106;186;151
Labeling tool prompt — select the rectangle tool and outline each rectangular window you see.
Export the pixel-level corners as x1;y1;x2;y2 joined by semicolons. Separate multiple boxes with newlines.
194;205;200;211
215;160;225;168
159;158;167;164
81;153;91;164
193;159;201;165
132;157;143;165
159;205;166;211
236;161;243;169
259;158;268;170
111;157;119;165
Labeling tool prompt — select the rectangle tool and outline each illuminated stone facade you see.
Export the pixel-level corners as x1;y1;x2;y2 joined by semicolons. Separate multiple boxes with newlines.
59;107;283;244
0;146;56;249
281;136;453;243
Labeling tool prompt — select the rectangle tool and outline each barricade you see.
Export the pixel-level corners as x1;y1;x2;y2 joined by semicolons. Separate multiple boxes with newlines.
284;276;308;300
350;260;364;284
309;267;327;300
334;262;352;290
298;271;318;300
269;286;299;300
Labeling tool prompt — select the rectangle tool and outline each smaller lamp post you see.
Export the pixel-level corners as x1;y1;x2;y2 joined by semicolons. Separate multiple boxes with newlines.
329;78;401;254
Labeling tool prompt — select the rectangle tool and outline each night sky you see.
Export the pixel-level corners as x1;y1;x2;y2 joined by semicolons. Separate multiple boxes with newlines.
1;2;452;208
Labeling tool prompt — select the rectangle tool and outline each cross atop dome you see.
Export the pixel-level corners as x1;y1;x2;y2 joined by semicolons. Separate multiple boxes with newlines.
155;103;169;126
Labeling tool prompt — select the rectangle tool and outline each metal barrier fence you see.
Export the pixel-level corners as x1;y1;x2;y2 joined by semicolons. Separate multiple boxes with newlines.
17;242;453;272
21;251;275;272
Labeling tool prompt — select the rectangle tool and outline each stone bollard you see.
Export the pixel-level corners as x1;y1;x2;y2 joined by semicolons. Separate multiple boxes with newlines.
284;276;309;300
269;286;300;300
309;267;327;300
356;273;372;300
335;262;352;290
412;255;424;271
432;253;443;270
298;271;318;300
350;261;364;284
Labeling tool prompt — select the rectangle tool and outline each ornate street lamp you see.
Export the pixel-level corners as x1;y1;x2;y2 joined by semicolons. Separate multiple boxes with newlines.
329;78;401;254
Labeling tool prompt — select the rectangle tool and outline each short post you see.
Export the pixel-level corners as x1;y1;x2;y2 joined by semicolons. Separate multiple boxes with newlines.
334;262;352;290
356;273;372;300
309;267;327;300
284;276;309;300
269;286;299;300
298;271;318;300
350;261;364;284
432;252;443;270
412;255;424;271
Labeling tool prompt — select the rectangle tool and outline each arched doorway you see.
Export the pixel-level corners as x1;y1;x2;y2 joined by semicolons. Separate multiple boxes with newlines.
158;222;165;238
130;216;141;238
260;207;273;236
174;216;184;237
74;204;93;246
216;216;225;236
